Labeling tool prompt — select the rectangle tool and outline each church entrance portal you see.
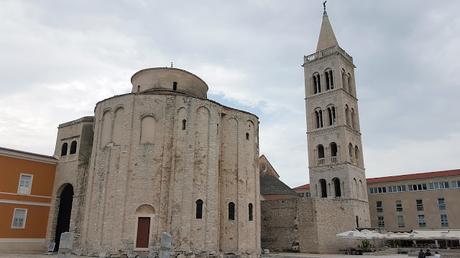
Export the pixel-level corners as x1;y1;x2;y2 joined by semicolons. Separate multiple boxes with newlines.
54;184;74;251
136;217;151;248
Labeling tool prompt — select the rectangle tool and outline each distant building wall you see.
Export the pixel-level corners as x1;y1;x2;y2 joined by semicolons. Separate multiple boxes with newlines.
0;148;56;253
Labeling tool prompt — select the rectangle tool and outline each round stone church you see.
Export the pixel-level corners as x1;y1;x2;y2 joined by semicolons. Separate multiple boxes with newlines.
46;67;261;257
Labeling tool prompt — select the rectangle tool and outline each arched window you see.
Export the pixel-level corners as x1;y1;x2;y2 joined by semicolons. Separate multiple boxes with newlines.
61;143;68;156
348;143;353;161
330;142;337;163
69;141;77;154
315;109;323;128
347;73;353;95
317;144;325;159
248;203;253;221
342;69;347;92
351;108;356;129
195;199;203;219
325;69;334;90
140;116;156;144
182;119;187;130
359;180;364;198
312;73;321;94
228;202;235;220
173;81;178;91
327;106;336;126
355;146;360;164
319;179;327;198
332;177;341;197
345;105;350;126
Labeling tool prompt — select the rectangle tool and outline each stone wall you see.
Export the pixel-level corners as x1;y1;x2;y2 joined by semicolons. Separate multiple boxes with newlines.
78;91;259;256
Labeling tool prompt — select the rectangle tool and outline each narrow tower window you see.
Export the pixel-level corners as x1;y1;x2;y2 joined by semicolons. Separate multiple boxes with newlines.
228;202;235;220
61;143;68;156
246;133;249;140
313;73;321;94
330;142;337;163
345;105;350;126
355;146;359;164
348;143;353;161
248;203;253;221
69;140;77;155
351;108;356;129
319;179;327;198
317;144;325;160
325;69;333;90
173;81;177;91
195;199;203;219
332;177;341;197
182;119;186;130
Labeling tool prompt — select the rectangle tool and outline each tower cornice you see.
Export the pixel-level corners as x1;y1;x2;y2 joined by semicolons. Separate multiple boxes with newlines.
303;45;355;67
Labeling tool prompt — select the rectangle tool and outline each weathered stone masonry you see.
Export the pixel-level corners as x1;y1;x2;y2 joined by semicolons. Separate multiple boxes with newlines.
47;67;261;257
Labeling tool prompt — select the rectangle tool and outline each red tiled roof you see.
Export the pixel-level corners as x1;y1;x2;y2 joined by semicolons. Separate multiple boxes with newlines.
293;183;310;191
367;169;460;184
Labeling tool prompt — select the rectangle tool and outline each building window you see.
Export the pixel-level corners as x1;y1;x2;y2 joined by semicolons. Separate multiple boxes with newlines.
11;208;27;229
438;198;446;210
313;73;321;94
195;199;203;219
441;214;449;227
376;201;383;213
351;108;356;129
69;140;77;154
345;105;350;126
416;199;424;211
248;203;253;221
325;69;334;90
182;119;187;130
61;142;68;156
354;146;359;164
330;142;337;163
327;106;336;126
173;81;178;91
315;109;323;128
332;177;341;197
228;202;235;220
319;179;327;198
348;143;353;161
378;216;385;228
246;133;250;140
17;174;33;195
317;144;325;158
396;200;403;212
418;214;426;227
397;215;405;228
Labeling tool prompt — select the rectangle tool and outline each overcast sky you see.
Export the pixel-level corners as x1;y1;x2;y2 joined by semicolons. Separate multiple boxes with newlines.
1;0;460;187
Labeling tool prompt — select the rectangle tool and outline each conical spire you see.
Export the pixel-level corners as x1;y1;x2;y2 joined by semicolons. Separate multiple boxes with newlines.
316;2;339;52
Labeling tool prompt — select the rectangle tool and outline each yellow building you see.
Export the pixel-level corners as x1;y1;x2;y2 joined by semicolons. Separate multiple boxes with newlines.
0;147;56;253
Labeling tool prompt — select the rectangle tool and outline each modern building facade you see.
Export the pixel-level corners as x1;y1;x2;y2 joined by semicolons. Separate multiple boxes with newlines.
0;147;56;252
367;169;460;232
46;67;261;257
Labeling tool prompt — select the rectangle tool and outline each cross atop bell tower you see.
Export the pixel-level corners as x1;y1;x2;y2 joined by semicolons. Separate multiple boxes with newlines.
302;5;370;226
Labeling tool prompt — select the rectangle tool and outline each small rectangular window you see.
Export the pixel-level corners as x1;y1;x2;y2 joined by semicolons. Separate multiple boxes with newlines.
378;216;385;228
396;200;403;212
18;174;33;195
418;214;426;227
11;208;27;229
376;201;383;213
416;199;424;211
438;198;446;210
441;214;449;227
397;215;405;228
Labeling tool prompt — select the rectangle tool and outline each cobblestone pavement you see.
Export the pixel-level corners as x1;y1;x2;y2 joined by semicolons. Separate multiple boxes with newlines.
0;254;410;258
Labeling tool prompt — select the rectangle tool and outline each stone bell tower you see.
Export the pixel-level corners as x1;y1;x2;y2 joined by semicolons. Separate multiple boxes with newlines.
302;5;370;251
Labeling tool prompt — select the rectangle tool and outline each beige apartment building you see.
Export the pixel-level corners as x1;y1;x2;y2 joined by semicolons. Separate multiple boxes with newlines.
367;169;460;232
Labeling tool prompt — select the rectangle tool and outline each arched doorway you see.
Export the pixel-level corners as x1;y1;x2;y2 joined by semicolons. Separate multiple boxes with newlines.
135;204;155;249
54;184;74;251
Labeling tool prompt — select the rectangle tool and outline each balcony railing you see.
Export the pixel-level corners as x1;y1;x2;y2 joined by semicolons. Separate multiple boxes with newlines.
317;158;325;165
331;156;337;163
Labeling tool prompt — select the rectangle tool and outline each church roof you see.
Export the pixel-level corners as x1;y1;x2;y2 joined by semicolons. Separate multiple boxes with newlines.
260;174;298;197
367;169;460;184
316;10;339;52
